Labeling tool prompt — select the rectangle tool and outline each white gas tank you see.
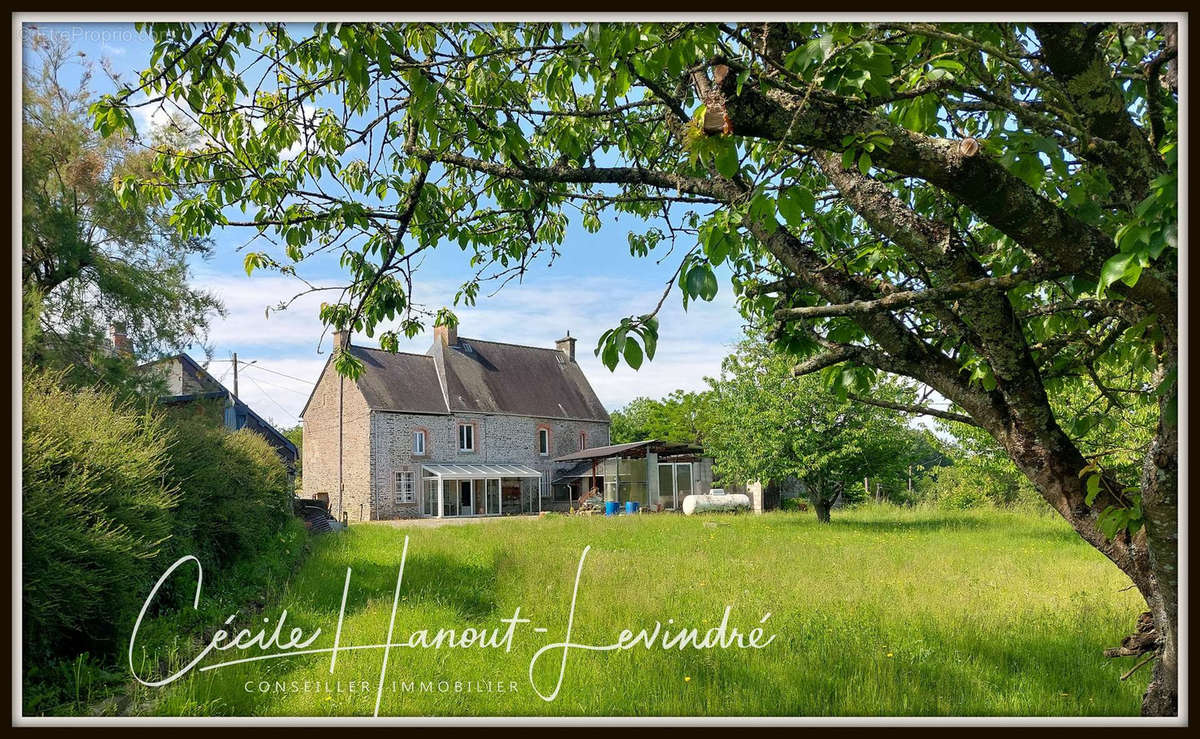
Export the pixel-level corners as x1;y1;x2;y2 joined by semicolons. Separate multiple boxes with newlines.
682;493;751;515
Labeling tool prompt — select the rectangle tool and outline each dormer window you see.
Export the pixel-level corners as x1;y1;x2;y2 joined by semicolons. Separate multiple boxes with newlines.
458;422;475;452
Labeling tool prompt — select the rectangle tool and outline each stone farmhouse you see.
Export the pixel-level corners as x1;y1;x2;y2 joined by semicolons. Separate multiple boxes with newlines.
301;324;613;521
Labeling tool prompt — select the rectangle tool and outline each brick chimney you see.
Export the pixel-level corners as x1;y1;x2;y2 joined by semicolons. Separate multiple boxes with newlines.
108;322;132;357
332;329;350;351
434;322;458;347
556;331;576;362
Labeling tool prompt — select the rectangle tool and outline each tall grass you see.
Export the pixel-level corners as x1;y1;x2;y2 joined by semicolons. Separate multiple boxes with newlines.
136;506;1147;717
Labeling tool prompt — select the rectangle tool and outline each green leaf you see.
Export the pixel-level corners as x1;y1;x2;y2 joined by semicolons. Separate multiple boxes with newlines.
778;187;815;226
714;144;739;179
703;225;735;266
623;337;644;370
858;151;872;175
1099;252;1138;292
1085;474;1101;505
641;325;658;361
601;337;620;371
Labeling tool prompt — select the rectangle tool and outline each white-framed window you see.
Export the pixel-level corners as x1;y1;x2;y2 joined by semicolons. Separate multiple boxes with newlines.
578;431;587;451
395;470;415;504
458;422;475;452
413;429;426;456
538;427;550;456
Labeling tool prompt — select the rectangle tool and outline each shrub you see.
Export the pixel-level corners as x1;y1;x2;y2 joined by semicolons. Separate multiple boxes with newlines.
916;457;1040;510
22;372;177;661
159;402;294;575
22;375;307;714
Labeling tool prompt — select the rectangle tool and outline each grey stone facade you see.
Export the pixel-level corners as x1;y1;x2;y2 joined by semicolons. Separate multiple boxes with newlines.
301;357;374;521
301;330;611;521
369;412;610;519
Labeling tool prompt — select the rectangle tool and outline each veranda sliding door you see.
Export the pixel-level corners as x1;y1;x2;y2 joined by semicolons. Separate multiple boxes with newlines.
458;480;476;516
423;479;438;516
486;479;501;515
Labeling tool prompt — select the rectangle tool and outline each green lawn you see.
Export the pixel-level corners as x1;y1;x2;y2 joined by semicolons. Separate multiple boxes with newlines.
130;506;1149;717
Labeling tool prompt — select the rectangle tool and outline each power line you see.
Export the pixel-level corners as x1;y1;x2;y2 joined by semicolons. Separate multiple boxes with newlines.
243;374;299;422
211;358;316;385
240;366;312;397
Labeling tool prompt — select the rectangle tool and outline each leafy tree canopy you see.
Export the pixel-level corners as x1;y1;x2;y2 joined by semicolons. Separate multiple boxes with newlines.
705;336;926;520
23;30;223;390
610;390;710;446
96;21;1178;713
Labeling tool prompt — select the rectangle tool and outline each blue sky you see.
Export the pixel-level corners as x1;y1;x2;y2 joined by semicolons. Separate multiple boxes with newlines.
24;22;748;427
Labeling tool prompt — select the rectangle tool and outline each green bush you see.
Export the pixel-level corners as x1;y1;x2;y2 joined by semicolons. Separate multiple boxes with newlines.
915;457;1040;510
159;403;294;574
22;372;178;661
22;374;307;715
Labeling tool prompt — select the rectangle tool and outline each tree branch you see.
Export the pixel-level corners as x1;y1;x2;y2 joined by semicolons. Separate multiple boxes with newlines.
845;392;981;427
775;269;1052;321
790;347;857;376
720;73;1175;316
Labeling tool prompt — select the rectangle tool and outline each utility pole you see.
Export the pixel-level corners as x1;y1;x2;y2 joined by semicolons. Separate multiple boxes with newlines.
232;352;239;400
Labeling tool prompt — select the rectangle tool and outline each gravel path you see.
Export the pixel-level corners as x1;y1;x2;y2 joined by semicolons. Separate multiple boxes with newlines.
366;515;544;529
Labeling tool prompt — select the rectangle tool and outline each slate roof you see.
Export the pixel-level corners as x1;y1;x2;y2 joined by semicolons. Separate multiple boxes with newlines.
349;346;449;415
333;336;610;423
433;337;609;422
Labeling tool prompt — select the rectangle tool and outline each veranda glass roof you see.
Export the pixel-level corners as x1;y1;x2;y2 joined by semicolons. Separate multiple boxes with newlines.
421;463;543;479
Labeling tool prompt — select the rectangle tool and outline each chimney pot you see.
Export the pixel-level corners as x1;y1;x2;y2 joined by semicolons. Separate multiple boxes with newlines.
108;322;132;358
555;332;576;362
332;330;350;350
434;322;458;347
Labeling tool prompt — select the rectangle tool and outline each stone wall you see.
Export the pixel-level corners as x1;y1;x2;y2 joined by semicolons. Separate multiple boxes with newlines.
369;411;611;519
301;359;373;522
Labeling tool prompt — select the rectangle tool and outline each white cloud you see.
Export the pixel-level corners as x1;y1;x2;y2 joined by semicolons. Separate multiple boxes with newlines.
100;43;127;56
189;270;747;427
129;94;319;162
130;97;181;139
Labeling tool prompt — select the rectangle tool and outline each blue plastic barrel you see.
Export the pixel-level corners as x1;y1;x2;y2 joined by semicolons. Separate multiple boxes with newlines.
605;501;619;516
625;501;639;514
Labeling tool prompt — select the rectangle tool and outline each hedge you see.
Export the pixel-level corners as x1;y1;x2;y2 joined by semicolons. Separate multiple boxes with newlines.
22;372;306;712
